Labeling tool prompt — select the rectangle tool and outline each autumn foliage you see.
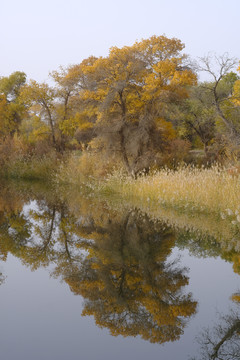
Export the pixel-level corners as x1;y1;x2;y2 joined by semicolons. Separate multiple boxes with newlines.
0;36;240;179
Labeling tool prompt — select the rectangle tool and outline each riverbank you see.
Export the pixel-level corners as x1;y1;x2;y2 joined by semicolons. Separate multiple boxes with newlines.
0;151;60;181
56;156;240;219
2;176;239;263
2;152;240;224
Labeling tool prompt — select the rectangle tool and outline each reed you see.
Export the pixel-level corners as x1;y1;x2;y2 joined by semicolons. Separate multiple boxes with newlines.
100;165;240;219
55;152;240;222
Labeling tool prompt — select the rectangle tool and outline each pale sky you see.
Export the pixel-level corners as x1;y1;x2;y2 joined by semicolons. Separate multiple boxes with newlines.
0;0;239;82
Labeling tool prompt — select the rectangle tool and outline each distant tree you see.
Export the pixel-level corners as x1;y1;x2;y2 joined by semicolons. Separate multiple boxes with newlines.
0;71;26;138
197;54;240;143
19;80;57;148
179;85;216;154
19;66;95;151
50;66;84;148
0;71;26;101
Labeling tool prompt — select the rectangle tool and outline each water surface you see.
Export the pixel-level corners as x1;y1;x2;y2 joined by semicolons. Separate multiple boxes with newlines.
0;181;239;360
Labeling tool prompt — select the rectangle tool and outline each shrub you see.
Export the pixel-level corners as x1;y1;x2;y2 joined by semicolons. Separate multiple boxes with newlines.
56;151;123;186
0;137;59;180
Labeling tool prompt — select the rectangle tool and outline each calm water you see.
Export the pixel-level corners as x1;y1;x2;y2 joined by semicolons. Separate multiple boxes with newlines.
0;181;239;360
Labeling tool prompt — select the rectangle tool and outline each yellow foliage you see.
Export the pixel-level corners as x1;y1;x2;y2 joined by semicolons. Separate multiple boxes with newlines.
20;116;49;143
0;95;25;137
232;293;240;303
232;79;240;106
155;118;177;140
77;35;196;134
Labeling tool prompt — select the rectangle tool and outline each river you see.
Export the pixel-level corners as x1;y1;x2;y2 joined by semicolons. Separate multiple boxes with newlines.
0;180;239;360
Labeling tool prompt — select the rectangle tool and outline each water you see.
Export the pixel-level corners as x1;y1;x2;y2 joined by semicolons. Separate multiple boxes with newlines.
0;181;239;360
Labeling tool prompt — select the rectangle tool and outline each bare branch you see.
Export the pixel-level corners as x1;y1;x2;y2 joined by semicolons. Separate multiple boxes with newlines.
197;53;237;82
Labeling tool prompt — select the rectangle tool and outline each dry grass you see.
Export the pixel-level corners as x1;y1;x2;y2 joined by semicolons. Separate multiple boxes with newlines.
0;137;59;181
55;151;121;186
55;154;240;224
101;165;240;219
57;179;239;254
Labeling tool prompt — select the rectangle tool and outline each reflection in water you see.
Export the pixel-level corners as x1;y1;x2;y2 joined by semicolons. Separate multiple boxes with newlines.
1;181;240;357
191;301;240;360
65;210;197;343
176;218;240;358
0;271;5;285
0;182;197;345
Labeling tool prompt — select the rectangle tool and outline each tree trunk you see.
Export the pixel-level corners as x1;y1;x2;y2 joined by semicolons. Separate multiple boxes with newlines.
213;84;240;142
43;100;57;148
119;125;132;176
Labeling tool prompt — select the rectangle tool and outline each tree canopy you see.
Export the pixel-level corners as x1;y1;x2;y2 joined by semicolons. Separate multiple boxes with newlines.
0;36;240;172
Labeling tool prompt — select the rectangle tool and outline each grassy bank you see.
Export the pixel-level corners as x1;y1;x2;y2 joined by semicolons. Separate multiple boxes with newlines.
2;164;240;262
2;149;240;224
101;166;240;217
57;179;239;249
56;156;240;221
0;154;58;181
57;160;240;255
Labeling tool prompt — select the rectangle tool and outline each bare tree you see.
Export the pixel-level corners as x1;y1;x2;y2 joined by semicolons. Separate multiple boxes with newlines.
197;54;239;142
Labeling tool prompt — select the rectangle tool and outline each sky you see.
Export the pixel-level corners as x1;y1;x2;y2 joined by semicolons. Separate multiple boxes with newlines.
0;0;239;82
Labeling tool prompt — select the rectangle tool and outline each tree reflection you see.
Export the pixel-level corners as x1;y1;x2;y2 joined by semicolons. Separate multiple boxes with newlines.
0;184;197;345
63;209;197;343
191;307;240;359
2;182;240;350
0;182;84;270
0;190;31;261
0;271;5;285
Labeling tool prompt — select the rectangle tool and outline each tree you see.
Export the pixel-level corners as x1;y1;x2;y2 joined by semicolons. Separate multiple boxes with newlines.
179;85;216;154
197;54;240;143
76;36;196;176
232;64;240;106
0;95;12;138
19;66;94;151
0;71;26;138
19;80;57;148
49;66;84;149
0;71;26;101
